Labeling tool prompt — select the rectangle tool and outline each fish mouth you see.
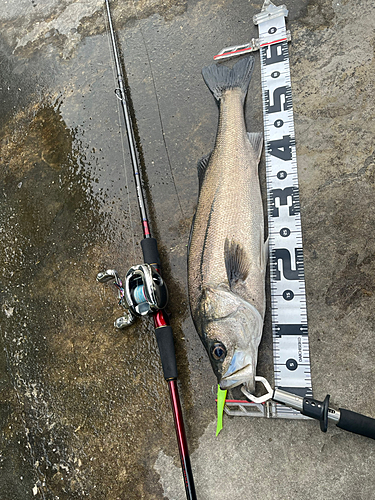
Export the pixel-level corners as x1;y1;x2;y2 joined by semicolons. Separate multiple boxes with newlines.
219;350;256;392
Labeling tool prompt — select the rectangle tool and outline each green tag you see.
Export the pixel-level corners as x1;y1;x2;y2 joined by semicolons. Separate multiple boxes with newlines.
216;385;227;436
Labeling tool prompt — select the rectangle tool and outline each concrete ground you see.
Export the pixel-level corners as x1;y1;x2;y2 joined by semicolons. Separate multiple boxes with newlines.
0;0;374;499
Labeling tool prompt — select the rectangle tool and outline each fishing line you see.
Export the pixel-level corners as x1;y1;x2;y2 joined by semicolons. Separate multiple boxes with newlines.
103;3;137;263
130;0;185;219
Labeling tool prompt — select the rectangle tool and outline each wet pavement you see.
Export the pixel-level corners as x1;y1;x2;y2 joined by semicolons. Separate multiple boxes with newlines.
1;0;375;499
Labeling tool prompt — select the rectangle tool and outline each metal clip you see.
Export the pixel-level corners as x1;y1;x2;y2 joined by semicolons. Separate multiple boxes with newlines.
214;31;291;61
241;376;274;404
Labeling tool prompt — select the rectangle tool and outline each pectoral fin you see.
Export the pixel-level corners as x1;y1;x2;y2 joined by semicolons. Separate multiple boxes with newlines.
224;239;250;289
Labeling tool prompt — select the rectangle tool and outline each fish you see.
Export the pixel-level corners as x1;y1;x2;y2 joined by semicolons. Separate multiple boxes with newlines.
188;56;267;393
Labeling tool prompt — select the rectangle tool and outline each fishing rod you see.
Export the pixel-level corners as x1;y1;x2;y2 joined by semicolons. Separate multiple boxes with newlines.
97;1;197;499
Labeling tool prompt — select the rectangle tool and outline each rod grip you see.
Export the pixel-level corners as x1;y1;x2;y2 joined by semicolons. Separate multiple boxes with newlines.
155;326;178;380
337;408;375;440
141;238;161;267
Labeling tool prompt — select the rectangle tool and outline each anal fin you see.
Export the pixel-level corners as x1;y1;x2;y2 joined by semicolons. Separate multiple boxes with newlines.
247;132;263;163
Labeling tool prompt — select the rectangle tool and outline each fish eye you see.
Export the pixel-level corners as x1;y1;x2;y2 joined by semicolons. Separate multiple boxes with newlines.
211;343;226;361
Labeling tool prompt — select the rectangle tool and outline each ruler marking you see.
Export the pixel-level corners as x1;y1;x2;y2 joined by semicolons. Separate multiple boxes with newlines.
255;3;313;404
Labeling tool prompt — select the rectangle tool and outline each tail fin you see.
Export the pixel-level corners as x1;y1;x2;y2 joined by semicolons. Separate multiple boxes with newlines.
202;56;254;104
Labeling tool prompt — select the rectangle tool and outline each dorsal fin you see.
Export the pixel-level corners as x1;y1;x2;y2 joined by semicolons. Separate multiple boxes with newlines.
197;152;212;192
247;132;263;163
224;239;250;288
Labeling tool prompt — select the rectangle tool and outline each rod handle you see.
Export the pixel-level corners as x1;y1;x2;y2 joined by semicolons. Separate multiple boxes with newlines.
155;326;178;380
337;408;375;440
141;237;161;267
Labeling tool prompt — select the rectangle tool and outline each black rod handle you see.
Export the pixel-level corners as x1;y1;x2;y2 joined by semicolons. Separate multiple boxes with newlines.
141;237;161;267
155;325;178;380
337;408;375;440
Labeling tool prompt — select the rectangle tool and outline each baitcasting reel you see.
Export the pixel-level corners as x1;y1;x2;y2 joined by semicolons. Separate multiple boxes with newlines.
96;264;168;329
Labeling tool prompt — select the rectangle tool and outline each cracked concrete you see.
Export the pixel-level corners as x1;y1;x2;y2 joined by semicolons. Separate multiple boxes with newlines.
1;0;374;499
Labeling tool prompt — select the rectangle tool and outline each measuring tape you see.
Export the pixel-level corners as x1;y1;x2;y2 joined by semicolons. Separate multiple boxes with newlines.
215;1;312;419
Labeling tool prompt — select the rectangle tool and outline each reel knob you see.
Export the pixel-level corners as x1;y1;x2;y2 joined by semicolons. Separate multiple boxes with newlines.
114;314;136;329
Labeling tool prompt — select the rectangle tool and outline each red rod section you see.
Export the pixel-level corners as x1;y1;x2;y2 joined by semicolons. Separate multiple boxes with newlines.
168;379;197;500
142;220;151;237
153;309;168;329
152;310;197;498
